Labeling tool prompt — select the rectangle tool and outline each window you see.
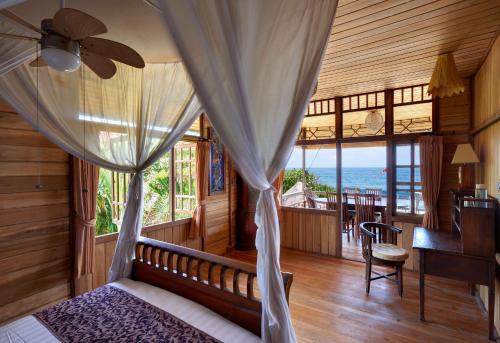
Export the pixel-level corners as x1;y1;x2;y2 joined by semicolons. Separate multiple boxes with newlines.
394;142;424;215
174;142;197;220
393;85;432;134
95;141;198;235
343;91;385;138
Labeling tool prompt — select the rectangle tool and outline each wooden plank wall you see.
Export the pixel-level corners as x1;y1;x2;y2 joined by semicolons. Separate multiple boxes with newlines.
472;35;500;333
92;219;200;289
204;121;233;255
0;102;72;324
280;207;340;257
437;79;472;231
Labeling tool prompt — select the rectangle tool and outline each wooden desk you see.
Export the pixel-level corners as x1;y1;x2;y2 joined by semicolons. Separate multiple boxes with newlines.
413;227;496;341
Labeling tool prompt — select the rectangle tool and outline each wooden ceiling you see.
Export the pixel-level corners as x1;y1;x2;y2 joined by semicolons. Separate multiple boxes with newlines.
313;0;500;100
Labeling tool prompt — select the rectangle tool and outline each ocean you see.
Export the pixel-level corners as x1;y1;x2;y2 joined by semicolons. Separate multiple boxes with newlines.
287;167;420;197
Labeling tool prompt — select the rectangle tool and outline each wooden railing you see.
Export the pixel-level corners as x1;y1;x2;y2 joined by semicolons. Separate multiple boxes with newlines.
280;206;340;256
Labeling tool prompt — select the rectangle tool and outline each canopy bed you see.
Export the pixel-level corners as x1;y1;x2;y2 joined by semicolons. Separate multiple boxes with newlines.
0;237;293;342
0;1;338;342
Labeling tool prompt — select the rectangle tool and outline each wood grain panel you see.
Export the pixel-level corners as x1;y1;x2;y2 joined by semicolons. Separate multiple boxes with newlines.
280;207;340;257
472;35;500;335
314;0;500;99
0;112;72;325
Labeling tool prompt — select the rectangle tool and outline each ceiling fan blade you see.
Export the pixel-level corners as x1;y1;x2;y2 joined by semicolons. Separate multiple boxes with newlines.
53;8;107;40
82;51;116;79
81;37;145;68
29;56;47;67
0;9;43;34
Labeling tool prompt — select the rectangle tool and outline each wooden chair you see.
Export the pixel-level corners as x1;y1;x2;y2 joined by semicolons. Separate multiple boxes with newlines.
304;188;317;209
354;194;381;239
343;187;359;199
365;188;383;202
342;192;355;242
325;191;337;210
360;222;409;296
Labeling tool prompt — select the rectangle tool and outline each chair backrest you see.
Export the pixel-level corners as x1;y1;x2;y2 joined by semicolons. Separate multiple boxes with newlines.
365;188;382;201
304;188;317;208
342;192;350;219
355;194;376;224
344;187;359;199
359;222;402;260
325;192;337;210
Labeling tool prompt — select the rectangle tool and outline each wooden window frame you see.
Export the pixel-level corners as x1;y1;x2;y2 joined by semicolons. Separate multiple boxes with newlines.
103;141;198;236
393;140;422;217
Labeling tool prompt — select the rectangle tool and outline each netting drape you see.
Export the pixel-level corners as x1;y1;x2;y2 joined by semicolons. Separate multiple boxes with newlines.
0;13;36;75
158;1;337;341
0;61;202;282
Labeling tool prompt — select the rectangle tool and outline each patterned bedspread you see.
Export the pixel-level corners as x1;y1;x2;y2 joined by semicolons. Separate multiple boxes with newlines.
34;285;221;343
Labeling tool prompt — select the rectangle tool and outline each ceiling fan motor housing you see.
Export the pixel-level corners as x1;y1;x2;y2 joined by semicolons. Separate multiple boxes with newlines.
40;19;81;72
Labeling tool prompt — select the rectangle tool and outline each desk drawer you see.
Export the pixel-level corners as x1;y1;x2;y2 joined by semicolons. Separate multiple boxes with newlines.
423;251;490;285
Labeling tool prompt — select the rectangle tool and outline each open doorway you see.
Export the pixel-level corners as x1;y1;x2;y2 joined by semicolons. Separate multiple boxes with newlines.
341;142;387;262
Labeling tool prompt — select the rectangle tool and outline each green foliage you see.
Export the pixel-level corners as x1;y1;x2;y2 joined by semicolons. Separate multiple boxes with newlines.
282;168;335;194
143;154;171;226
95;170;118;236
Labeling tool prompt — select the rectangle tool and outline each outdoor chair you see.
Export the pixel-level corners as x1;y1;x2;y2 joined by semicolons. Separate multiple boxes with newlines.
354;194;382;239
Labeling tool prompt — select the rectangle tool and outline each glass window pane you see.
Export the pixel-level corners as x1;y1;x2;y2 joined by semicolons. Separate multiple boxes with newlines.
396;167;411;183
415;189;425;214
143;151;172;226
415;166;421;183
393;103;432;134
414;144;420;165
396;144;411;165
343;109;385;138
396;190;411;213
95;168;120;236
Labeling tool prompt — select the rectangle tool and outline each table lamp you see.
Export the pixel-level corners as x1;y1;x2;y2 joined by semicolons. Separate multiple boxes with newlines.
451;143;479;191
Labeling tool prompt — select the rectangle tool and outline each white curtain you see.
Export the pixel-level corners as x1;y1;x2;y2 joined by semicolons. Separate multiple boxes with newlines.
0;13;37;75
159;1;337;342
0;62;202;281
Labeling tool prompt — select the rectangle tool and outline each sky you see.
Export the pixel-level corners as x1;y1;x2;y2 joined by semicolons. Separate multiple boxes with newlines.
286;146;388;168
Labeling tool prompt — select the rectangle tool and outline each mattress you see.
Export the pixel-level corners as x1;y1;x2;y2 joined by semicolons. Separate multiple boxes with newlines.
0;278;260;343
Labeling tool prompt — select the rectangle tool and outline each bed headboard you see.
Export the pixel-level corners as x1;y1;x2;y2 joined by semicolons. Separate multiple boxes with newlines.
131;237;293;337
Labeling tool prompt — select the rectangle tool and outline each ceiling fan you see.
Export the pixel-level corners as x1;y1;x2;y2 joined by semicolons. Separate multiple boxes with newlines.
0;5;145;79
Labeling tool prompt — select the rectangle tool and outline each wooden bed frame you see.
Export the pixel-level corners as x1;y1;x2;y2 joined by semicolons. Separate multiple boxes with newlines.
131;237;293;337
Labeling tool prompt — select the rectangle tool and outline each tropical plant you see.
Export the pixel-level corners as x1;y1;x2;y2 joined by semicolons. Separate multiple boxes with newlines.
95;170;118;236
282;168;335;193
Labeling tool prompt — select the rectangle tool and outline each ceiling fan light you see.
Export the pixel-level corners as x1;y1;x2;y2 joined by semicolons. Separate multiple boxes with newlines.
42;46;81;72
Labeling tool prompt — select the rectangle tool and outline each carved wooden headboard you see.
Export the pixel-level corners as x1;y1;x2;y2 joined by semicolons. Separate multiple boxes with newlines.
131;237;293;337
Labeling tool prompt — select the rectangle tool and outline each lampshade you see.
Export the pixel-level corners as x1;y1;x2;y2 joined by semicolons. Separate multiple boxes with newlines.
451;143;479;164
427;53;464;98
365;109;384;131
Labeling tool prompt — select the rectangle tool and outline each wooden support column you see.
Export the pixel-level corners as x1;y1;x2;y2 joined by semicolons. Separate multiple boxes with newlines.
335;97;343;257
385;89;394;136
385;90;394;224
386;140;394;225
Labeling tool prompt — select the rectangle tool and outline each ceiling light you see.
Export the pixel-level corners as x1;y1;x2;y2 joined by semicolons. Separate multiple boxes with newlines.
41;34;81;72
427;53;464;98
365;109;384;131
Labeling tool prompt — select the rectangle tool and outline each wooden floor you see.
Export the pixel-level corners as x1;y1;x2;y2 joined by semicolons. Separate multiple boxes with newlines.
342;232;363;262
228;248;490;343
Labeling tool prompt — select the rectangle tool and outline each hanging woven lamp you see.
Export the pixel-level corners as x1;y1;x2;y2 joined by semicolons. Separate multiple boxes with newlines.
427;53;464;98
365;109;384;131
